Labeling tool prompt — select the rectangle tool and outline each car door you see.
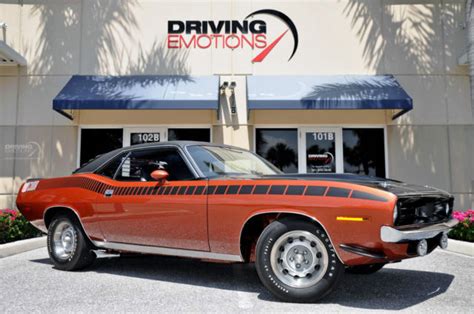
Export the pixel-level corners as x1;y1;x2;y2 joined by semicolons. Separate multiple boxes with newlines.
93;146;209;251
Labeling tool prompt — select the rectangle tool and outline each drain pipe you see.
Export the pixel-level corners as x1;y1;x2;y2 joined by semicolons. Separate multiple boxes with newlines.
0;21;6;42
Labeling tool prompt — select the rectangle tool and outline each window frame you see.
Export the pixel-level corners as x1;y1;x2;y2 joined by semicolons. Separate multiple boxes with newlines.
94;144;200;181
253;125;389;177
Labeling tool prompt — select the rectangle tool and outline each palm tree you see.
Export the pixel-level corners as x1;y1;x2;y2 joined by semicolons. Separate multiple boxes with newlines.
266;142;297;171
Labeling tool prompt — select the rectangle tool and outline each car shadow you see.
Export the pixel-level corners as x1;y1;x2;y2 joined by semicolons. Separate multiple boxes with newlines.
30;255;454;310
319;268;454;310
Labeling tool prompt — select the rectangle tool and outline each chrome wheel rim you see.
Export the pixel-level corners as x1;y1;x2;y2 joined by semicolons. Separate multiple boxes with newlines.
270;230;329;288
52;221;77;260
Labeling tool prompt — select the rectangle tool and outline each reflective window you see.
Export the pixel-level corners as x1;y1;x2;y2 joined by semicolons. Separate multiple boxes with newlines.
80;129;123;167
256;129;298;173
168;128;211;142
343;128;385;178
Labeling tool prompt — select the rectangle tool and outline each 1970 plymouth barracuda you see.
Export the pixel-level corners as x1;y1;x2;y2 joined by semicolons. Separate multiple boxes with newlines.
16;141;457;302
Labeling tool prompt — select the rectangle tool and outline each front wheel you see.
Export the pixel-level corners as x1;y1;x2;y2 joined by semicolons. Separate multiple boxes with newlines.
255;219;344;303
47;215;96;271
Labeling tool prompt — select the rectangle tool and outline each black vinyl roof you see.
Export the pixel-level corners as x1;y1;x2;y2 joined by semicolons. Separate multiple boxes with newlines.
73;141;237;174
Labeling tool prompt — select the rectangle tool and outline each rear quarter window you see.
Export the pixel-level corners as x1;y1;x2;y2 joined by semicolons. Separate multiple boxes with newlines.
74;148;123;174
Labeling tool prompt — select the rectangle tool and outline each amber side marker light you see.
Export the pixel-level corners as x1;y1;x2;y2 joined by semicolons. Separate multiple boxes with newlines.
336;216;367;222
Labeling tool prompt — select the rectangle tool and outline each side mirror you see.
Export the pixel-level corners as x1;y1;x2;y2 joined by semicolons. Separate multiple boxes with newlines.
150;170;169;183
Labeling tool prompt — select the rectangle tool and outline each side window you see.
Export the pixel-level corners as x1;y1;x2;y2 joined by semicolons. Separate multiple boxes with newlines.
96;152;128;179
115;147;195;182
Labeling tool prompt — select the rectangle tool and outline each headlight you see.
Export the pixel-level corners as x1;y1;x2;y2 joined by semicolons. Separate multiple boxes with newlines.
393;204;398;224
445;203;450;215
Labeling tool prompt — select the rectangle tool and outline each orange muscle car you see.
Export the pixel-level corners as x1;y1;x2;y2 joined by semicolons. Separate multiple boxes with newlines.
16;141;457;302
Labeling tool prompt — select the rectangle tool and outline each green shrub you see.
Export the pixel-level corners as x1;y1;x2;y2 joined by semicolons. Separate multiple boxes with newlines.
0;209;42;244
449;210;474;242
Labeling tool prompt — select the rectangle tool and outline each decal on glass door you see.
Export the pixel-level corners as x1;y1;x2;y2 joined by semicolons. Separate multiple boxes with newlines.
306;132;336;173
130;132;161;146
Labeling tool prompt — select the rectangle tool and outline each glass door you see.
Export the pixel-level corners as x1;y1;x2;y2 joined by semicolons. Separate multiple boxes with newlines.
298;128;343;174
123;127;167;147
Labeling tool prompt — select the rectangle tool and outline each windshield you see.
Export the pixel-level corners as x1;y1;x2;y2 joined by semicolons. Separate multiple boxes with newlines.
187;145;281;177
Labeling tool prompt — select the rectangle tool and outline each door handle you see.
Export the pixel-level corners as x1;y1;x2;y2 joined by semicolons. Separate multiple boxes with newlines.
104;189;114;197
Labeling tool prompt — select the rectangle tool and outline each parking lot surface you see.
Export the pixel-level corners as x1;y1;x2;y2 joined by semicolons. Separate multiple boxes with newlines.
0;247;472;313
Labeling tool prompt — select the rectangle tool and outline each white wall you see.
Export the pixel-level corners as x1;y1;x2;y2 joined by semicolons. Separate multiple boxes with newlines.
0;0;472;209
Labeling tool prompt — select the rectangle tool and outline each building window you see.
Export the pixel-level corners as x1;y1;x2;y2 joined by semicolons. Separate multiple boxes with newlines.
168;128;211;142
80;129;123;167
256;128;298;173
343;128;385;178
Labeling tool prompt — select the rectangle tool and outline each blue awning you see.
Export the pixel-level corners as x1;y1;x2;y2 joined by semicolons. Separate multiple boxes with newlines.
53;75;219;119
247;75;413;119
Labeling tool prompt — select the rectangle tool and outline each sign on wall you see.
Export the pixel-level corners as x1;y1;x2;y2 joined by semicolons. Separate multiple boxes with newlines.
306;132;336;173
130;132;161;146
167;9;298;63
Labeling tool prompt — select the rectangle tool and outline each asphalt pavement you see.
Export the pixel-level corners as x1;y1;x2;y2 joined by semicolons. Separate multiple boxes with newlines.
0;247;472;313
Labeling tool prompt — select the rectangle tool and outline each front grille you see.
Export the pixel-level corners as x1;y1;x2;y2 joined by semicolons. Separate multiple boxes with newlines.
395;196;453;226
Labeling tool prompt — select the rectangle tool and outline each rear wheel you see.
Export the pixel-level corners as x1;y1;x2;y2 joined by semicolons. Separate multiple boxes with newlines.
255;218;344;302
346;263;385;274
47;215;96;271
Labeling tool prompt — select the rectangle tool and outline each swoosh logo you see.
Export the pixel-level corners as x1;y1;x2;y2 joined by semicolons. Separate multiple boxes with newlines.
246;9;299;62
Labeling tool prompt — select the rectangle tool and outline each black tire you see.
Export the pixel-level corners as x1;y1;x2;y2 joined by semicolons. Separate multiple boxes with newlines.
47;215;96;271
346;263;385;275
255;218;344;303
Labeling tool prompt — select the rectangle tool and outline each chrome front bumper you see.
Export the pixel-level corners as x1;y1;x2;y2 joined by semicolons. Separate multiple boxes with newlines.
380;219;458;243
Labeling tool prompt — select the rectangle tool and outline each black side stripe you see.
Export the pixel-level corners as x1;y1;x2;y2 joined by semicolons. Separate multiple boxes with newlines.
63;178;388;202
286;185;305;195
326;187;350;198
227;185;240;194
239;185;254;194
305;186;327;196
195;186;205;195
170;186;179;195
178;186;187;195
215;185;228;195
186;186;196;195
351;190;388;202
207;186;217;195
253;185;270;194
269;185;286;195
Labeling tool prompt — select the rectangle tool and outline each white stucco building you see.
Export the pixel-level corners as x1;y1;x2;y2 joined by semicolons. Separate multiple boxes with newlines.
0;0;472;210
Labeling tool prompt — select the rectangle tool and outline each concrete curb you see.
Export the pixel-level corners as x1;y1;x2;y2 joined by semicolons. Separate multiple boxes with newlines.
446;239;474;257
0;237;46;258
